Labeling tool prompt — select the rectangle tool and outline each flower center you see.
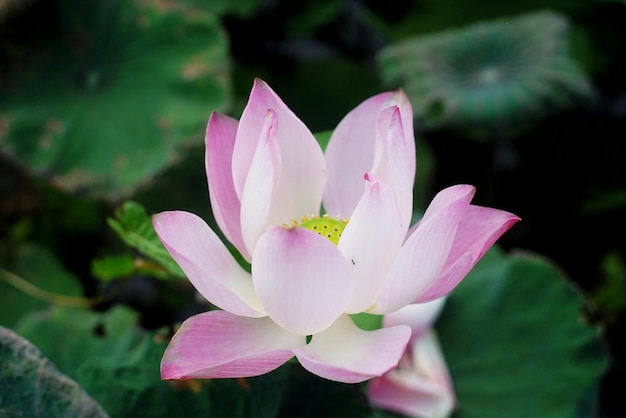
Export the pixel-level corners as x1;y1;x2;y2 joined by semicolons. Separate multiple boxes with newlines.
299;215;347;245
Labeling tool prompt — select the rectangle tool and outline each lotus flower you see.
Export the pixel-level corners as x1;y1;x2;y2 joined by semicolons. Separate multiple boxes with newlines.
152;78;519;383
368;299;455;418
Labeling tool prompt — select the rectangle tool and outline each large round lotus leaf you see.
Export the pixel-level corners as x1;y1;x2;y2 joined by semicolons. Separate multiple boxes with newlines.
378;10;592;131
436;248;606;418
0;0;230;197
0;326;109;418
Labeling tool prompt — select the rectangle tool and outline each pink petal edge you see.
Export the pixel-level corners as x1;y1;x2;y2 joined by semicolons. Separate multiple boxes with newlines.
338;174;405;313
205;112;251;261
161;310;305;379
414;205;520;303
233;78;326;223
240;108;281;255
372;185;476;314
371;106;414;231
324;90;414;218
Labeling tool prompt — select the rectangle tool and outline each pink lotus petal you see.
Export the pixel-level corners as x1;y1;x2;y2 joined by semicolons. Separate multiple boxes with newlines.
240;109;281;254
324;90;414;218
368;375;454;418
233;78;325;222
382;299;447;339
413;254;474;303
161;310;305;379
153;211;265;317
205;112;251;261
293;315;411;383
368;331;455;418
338;174;405;313
410;330;454;391
442;205;521;271
372;185;475;314
371;106;414;231
421;184;476;222
414;205;520;303
252;226;354;336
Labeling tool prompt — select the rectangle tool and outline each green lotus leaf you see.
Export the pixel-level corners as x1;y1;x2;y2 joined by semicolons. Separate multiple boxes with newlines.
436;248;606;417
0;325;109;418
0;0;231;197
378;10;592;131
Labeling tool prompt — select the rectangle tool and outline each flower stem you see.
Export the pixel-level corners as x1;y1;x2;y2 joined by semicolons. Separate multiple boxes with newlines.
0;267;98;307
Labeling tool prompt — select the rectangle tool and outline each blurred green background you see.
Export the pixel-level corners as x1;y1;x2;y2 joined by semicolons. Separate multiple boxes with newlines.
1;0;623;417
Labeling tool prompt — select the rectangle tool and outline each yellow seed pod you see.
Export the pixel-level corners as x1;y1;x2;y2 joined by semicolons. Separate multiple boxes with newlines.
300;217;347;245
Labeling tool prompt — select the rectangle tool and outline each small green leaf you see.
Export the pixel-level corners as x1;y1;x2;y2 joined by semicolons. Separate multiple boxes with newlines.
590;251;626;324
350;312;383;331
91;254;136;281
107;201;185;279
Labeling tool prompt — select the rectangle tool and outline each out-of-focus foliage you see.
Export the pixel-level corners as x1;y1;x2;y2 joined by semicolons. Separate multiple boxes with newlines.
0;0;231;197
590;251;626;325
0;325;109;418
378;10;592;132
374;0;592;42
0;244;83;328
581;188;626;216
177;0;262;18
436;248;606;418
0;0;37;25
92;253;136;282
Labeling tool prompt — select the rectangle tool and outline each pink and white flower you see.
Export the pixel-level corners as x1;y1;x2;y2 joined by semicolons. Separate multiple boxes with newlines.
153;78;519;384
368;299;456;418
